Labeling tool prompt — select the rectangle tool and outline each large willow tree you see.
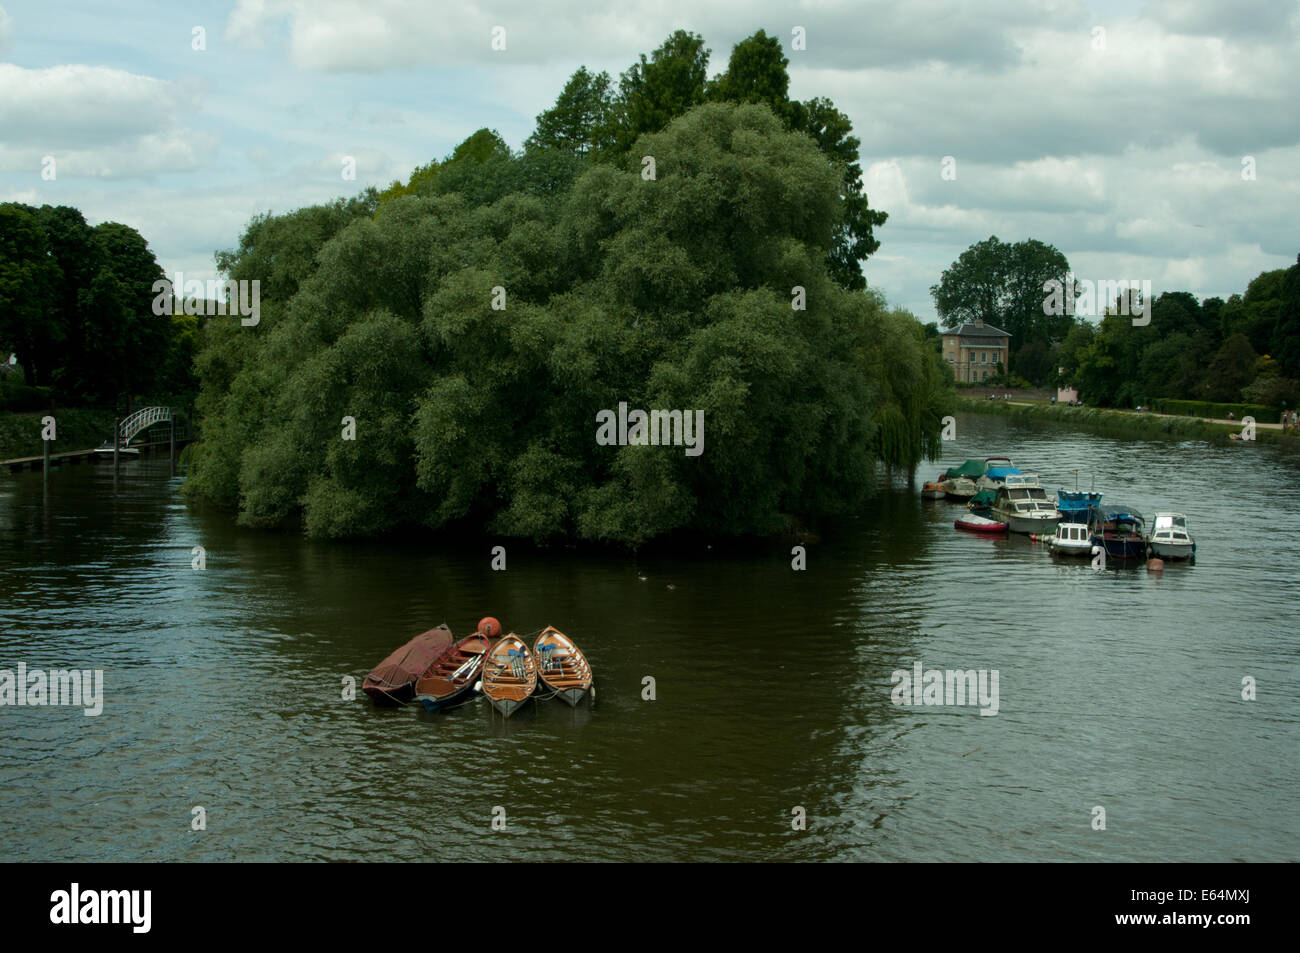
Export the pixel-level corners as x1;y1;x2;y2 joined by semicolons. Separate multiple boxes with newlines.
186;103;950;544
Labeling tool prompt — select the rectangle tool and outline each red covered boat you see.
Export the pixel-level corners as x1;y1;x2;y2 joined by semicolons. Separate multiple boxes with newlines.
954;514;1008;535
363;624;454;705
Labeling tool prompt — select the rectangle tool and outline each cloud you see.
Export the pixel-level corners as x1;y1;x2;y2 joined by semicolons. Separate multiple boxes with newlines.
0;6;12;54
220;0;1085;72
0;64;207;178
1140;0;1299;38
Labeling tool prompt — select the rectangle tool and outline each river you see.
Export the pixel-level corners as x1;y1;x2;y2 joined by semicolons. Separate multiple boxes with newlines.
1;412;1297;861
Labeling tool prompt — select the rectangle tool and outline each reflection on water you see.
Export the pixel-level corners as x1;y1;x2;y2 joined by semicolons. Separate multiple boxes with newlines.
0;415;1297;861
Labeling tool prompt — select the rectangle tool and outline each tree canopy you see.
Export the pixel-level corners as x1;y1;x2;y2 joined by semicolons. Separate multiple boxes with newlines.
187;102;950;545
0;202;182;406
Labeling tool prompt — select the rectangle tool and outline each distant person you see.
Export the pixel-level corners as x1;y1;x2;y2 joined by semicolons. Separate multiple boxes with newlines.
1227;411;1235;421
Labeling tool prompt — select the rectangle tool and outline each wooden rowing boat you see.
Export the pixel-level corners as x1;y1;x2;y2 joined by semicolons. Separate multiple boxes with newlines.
363;624;455;705
414;632;493;711
533;626;593;707
481;634;537;718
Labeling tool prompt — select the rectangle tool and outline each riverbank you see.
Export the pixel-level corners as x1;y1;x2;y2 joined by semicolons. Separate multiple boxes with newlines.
952;396;1298;446
0;409;119;462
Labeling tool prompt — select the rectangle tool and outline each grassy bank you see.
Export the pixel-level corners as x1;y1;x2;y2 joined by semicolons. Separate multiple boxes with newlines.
953;396;1297;446
0;409;119;461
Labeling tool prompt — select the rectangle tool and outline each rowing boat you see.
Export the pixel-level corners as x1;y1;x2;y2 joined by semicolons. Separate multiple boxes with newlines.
533;626;593;707
363;625;455;705
481;634;537;718
414;632;493;711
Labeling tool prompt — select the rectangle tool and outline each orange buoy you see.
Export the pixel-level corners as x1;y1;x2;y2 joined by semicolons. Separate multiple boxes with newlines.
477;616;502;638
1146;558;1165;572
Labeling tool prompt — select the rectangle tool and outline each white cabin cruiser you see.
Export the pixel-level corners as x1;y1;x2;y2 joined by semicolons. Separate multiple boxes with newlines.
1147;512;1196;561
1047;522;1093;557
989;473;1062;534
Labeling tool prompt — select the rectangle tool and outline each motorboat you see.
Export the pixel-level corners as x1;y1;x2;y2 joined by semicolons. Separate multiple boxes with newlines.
1089;505;1148;561
1047;522;1093;557
989;473;1062;534
1148;512;1196;562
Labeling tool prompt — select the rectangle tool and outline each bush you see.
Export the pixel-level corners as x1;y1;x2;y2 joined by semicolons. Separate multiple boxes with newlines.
1153;398;1278;422
0;381;51;412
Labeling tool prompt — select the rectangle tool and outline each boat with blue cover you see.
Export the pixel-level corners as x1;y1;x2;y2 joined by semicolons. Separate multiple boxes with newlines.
975;457;1021;493
1089;505;1148;561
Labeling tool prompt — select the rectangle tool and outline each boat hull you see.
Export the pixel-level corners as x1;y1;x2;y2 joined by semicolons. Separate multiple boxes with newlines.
416;679;480;712
1149;540;1195;561
1092;536;1148;560
556;687;588;708
955;516;1007;534
489;697;527;718
996;511;1061;535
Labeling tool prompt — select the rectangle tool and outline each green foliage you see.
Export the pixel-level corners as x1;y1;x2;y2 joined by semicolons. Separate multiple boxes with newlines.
518;30;887;290
706;29;795;123
616;30;712;148
525;67;618;157
1202;333;1257;402
188;103;951;544
1273;255;1300;379
0;408;118;460
1152;398;1278;422
930;235;1073;383
0;202;182;406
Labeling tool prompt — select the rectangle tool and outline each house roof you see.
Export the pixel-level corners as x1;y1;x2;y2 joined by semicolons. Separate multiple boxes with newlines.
953;322;1010;340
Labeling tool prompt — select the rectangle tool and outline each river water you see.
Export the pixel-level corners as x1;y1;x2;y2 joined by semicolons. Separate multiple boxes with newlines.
1;413;1296;862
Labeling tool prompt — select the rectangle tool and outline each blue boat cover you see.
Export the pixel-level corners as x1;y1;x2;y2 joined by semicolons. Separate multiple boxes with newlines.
985;466;1021;480
1058;490;1102;516
1099;505;1144;522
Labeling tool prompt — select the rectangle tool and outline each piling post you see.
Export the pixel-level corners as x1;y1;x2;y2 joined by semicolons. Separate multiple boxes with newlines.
170;413;176;475
113;418;121;478
42;431;50;488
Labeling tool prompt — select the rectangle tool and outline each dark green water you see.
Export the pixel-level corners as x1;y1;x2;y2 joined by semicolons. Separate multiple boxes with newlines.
1;413;1297;861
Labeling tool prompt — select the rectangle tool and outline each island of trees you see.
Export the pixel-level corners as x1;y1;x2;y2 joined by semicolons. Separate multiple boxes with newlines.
181;29;952;544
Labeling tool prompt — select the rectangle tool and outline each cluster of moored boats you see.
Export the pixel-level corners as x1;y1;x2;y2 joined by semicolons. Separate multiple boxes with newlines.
362;618;594;717
922;457;1196;563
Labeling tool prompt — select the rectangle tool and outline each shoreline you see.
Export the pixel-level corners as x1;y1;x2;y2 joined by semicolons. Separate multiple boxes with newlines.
951;396;1299;446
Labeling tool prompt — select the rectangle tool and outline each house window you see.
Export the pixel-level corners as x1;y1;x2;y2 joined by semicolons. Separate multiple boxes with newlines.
981;352;987;363
993;352;999;364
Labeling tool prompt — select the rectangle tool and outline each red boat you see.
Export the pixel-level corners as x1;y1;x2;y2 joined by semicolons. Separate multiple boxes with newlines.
363;625;454;705
954;514;1008;534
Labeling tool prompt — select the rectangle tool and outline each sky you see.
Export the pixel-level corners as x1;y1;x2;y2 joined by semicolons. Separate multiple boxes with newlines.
1;0;1297;322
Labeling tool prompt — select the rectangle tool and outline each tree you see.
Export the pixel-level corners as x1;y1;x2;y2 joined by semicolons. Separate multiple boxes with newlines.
1202;333;1257;402
91;222;169;403
1271;255;1300;379
526;66;617;157
0;203;63;387
186;103;951;544
616;30;711;148
930;236;1074;377
707;29;794;122
792;98;887;290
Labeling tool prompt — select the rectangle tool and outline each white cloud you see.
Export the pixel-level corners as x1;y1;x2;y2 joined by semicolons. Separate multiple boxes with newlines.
0;6;12;54
0;64;207;178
